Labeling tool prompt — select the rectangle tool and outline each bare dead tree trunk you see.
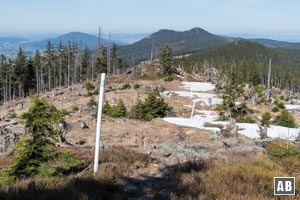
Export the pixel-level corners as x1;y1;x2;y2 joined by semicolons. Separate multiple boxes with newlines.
107;33;111;76
98;26;102;80
36;65;39;94
68;43;70;88
266;58;271;99
59;57;62;87
91;56;94;81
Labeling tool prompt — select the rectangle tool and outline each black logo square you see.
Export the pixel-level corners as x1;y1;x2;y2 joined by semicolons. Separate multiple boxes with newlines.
274;177;295;195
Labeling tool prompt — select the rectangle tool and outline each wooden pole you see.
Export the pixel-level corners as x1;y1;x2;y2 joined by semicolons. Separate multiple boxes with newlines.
94;73;106;174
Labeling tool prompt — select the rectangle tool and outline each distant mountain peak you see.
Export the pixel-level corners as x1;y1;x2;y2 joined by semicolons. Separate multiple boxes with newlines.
188;27;208;33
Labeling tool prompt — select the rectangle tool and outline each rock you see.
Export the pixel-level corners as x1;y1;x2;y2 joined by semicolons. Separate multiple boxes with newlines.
123;184;139;194
295;133;300;141
79;120;89;129
2;115;10;122
158;163;167;170
41;95;49;99
185;144;210;153
254;137;273;147
231;144;265;153
16;103;23;110
0;126;18;157
110;97;117;105
75;139;86;145
9;118;19;125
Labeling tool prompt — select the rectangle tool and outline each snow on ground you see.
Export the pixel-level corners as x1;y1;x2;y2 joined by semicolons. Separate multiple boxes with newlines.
285;104;300;110
164;110;227;132
163;81;300;141
181;82;215;92
164;116;300;140
173;91;222;105
162;81;221;106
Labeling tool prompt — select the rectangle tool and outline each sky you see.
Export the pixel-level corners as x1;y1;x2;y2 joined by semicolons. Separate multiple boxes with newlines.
1;0;300;41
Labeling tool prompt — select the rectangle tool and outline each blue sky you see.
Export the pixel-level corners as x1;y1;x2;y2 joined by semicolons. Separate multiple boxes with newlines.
1;0;300;41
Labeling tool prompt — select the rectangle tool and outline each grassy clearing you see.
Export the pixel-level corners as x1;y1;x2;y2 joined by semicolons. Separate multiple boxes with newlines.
170;156;294;200
0;146;152;200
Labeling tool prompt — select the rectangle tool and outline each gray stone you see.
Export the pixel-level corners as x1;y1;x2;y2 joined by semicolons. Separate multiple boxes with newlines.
231;144;265;153
185;144;210;153
16;103;23;110
254;137;273;147
79;120;89;129
123;184;139;194
9;118;19;125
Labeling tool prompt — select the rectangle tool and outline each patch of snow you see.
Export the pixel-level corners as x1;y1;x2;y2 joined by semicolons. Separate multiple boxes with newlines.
173;91;222;105
164;81;300;141
235;101;242;106
164;114;300;141
164;110;228;132
237;123;300;140
285;104;300;110
181;82;215;92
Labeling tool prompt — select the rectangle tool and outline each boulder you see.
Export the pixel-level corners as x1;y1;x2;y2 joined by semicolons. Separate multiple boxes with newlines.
79;120;89;129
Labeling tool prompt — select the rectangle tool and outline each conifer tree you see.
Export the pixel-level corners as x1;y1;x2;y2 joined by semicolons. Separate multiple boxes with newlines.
2;97;79;182
274;109;296;128
221;66;243;117
159;44;174;75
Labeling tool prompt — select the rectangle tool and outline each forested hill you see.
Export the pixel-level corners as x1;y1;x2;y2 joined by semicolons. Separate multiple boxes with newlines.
118;27;234;61
23;32;124;52
180;40;300;91
249;38;300;49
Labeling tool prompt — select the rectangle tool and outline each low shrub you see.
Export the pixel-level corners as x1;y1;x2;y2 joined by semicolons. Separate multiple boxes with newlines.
271;106;280;113
120;83;131;90
164;75;174;82
266;141;300;158
216;113;229;121
133;84;140;90
129;89;171;121
261;112;271;126
8;110;17;118
103;100;127;118
277;102;285;109
274;109;296;128
85;82;96;96
87;97;97;108
236;116;256;123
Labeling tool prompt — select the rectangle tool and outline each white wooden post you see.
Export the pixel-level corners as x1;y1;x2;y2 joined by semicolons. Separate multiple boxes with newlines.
191;100;196;118
94;73;106;174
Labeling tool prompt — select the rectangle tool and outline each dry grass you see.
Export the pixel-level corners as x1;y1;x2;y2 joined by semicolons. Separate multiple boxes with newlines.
170;157;295;200
0;146;152;200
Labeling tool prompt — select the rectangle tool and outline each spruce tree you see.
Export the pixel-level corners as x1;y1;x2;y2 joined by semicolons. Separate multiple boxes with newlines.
274;109;296;128
159;44;174;75
221;66;243;117
81;46;90;81
2;97;79;182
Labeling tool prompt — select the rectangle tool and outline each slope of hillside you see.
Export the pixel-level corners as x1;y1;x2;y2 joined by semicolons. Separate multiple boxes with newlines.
23;32;124;50
178;40;300;91
118;27;234;61
250;38;300;49
0;37;29;44
183;40;300;69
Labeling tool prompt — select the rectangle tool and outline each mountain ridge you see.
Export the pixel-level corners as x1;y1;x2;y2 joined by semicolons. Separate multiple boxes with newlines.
1;28;300;59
